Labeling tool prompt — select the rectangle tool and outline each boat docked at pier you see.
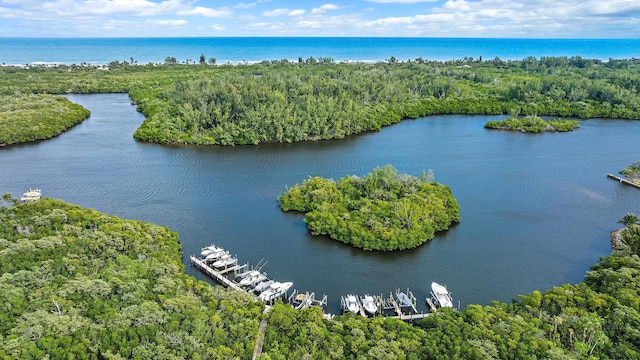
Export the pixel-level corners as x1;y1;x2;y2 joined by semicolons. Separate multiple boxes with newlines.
20;188;41;203
430;282;453;308
201;245;224;258
211;254;237;268
360;295;378;316
237;271;267;288
342;294;361;314
257;281;293;302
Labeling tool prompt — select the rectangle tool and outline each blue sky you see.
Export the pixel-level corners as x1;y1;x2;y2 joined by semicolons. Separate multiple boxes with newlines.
1;0;639;38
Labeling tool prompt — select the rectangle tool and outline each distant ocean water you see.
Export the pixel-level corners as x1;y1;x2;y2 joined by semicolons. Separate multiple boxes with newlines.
1;37;639;65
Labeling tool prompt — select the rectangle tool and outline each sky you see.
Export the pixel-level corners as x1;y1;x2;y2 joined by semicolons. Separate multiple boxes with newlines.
1;0;639;38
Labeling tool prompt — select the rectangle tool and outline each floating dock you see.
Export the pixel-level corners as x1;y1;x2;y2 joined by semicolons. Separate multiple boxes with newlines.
608;173;640;189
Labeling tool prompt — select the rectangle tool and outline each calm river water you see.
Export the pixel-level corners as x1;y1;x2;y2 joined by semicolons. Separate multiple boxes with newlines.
2;93;639;314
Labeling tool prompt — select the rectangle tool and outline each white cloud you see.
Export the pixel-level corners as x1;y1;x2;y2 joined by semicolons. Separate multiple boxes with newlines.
234;2;256;9
2;0;640;37
366;0;437;3
311;3;342;14
263;8;289;17
145;19;187;26
178;6;231;18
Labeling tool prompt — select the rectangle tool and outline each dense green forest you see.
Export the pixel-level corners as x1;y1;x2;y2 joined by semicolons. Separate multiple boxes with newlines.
278;165;460;251
0;198;264;359
2;56;640;146
0;94;90;146
484;115;580;133
2;199;640;359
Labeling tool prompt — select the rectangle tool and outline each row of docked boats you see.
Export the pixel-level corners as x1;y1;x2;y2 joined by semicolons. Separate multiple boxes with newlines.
342;289;418;317
342;294;378;316
198;244;454;314
201;245;238;268
342;283;454;318
233;268;294;302
199;244;293;303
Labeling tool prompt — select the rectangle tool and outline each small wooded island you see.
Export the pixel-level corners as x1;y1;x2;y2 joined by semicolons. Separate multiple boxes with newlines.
278;165;460;251
484;115;580;133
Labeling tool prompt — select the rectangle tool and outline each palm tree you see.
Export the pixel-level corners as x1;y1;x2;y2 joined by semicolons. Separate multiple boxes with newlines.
618;213;639;228
2;192;11;206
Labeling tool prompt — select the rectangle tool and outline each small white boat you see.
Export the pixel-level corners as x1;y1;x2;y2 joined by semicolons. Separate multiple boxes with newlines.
212;254;236;268
258;281;293;302
361;295;377;315
431;282;453;308
238;271;267;287
20;188;41;203
344;294;361;314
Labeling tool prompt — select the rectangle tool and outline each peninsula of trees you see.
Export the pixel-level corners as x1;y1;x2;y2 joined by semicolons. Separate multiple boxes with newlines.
0;198;263;359
2;199;640;358
0;94;90;146
278;165;460;251
2;56;640;146
484;115;580;133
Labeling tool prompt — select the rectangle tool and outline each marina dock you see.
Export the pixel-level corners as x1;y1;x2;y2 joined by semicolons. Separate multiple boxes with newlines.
608;173;640;189
190;255;247;293
191;243;446;322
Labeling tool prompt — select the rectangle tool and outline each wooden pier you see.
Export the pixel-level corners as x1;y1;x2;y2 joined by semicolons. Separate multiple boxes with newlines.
190;255;247;294
608;173;640;189
289;290;328;310
426;297;437;312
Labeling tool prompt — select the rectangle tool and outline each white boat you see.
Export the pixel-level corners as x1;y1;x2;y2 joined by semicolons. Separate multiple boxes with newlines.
361;295;377;315
253;280;274;294
211;254;236;268
20;188;41;203
258;281;293;302
201;245;223;257
343;294;361;314
238;271;267;287
430;282;453;308
204;250;228;262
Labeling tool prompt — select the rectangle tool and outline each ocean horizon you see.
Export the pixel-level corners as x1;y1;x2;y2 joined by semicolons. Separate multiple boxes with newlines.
2;37;639;66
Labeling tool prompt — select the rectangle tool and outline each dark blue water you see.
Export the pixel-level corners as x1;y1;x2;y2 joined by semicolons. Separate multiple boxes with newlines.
1;94;639;314
2;37;640;65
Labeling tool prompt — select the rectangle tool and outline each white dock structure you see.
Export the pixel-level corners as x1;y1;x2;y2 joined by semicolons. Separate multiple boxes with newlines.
190;255;247;293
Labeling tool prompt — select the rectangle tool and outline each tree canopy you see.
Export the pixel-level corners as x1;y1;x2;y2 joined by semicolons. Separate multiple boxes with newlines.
278;165;460;251
0;94;90;146
2;56;640;146
0;198;263;359
484;115;580;133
